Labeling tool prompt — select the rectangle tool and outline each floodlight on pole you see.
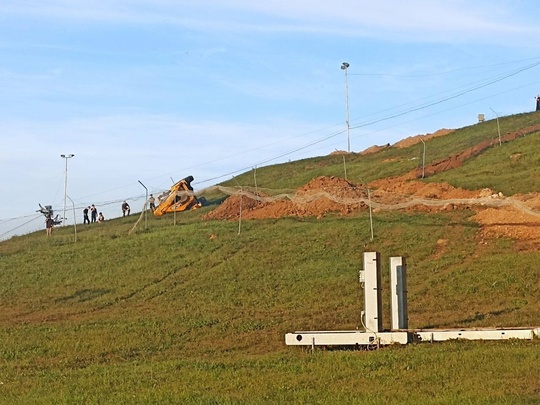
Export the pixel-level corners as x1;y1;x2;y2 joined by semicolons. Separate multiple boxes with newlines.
60;154;74;226
341;62;351;153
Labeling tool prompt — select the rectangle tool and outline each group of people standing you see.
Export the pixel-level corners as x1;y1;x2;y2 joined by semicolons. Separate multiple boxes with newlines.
47;195;155;235
46;195;158;236
83;204;104;224
81;197;152;223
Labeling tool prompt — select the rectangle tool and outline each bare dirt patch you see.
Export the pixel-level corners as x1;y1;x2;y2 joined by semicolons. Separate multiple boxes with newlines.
471;205;540;245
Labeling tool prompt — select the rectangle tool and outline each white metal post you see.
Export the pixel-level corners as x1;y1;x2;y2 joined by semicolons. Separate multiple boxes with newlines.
390;256;408;330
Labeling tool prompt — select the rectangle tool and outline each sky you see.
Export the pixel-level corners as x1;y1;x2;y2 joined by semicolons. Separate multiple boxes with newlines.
1;0;540;240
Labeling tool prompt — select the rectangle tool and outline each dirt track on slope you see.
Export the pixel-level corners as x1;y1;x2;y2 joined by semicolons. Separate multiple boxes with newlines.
403;124;540;180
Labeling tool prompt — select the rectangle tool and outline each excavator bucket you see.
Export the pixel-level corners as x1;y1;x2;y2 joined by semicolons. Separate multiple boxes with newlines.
153;175;202;217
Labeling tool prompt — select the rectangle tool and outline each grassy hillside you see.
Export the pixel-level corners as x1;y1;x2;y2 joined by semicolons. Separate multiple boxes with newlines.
1;112;539;404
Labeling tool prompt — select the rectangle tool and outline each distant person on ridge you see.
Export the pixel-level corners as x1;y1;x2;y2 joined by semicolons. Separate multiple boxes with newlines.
122;201;130;216
149;194;156;212
536;95;540;111
45;216;54;237
98;212;105;223
90;204;97;223
83;206;90;224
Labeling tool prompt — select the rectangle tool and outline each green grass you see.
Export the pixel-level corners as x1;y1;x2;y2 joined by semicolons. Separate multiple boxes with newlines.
428;130;540;194
1;112;540;404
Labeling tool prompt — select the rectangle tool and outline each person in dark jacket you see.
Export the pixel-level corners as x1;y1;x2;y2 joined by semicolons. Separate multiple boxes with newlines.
83;206;90;224
45;216;54;236
90;204;97;223
122;201;130;216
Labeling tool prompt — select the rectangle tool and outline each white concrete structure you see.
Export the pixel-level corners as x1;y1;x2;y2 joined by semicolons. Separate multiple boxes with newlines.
285;331;410;347
390;256;408;330
362;252;382;333
285;252;539;348
415;328;538;342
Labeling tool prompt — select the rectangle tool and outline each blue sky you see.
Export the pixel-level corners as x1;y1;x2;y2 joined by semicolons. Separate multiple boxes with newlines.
1;1;540;239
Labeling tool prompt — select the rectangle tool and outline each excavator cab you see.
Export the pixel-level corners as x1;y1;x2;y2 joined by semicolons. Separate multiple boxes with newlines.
153;175;202;217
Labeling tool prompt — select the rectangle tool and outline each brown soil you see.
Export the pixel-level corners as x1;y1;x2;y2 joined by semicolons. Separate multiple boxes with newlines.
360;144;391;155
393;128;454;149
359;128;454;155
204;125;540;247
204;177;368;220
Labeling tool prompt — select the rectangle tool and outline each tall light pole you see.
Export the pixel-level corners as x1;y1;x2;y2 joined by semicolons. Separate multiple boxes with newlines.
341;62;350;153
60;154;74;226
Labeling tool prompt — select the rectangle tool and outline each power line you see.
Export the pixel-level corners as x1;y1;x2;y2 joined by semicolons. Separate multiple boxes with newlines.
351;56;540;78
349;61;540;131
0;215;43;239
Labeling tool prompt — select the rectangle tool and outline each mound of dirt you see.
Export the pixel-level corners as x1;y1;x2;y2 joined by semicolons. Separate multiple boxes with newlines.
203;192;268;220
393;128;454;149
368;178;494;200
329;150;355;156
359;128;454;155
360;143;391;155
203;176;368;221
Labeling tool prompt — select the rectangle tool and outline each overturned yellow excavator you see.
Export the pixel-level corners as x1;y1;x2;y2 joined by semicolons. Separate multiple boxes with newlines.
153;175;202;217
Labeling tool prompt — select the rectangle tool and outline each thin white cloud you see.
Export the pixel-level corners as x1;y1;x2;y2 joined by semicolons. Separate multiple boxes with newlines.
1;0;538;44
